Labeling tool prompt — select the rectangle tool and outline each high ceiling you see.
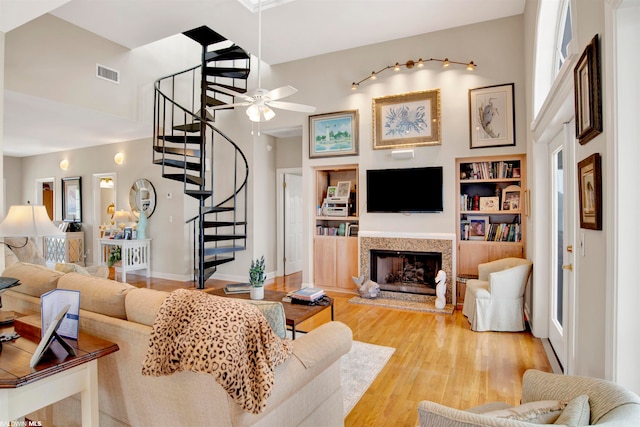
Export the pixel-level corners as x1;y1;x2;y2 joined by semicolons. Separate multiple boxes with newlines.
1;0;525;156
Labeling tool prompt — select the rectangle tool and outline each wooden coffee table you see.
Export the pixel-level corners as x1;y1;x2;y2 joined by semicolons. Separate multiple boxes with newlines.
0;313;119;425
209;288;334;339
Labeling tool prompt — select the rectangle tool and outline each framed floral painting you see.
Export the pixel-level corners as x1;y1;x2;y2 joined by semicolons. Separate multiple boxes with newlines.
372;89;441;149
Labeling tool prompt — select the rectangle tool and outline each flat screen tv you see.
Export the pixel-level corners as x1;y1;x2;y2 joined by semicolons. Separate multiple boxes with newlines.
366;166;443;213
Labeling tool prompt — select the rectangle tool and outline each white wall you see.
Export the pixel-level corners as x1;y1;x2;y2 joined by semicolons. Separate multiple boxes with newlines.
263;16;527;284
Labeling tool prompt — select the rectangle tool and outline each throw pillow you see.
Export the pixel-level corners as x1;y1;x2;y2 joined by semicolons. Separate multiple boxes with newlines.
484;399;567;424
55;262;91;276
243;300;287;339
554;395;590;425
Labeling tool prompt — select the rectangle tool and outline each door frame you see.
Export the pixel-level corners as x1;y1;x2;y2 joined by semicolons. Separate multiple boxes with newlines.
93;173;117;267
34;177;56;219
276;167;302;277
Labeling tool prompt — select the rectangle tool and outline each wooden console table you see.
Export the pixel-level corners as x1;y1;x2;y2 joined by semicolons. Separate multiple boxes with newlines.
99;238;151;283
0;314;119;425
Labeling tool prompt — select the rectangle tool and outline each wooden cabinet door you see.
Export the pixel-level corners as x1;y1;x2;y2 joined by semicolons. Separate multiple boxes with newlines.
489;244;524;260
313;237;336;287
457;242;490;275
336;237;358;291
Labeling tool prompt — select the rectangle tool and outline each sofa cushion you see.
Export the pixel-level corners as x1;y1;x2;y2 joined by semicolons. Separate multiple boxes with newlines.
483;399;566;423
58;273;135;319
125;288;169;326
55;262;91;276
554;395;590;425
243;300;287;338
2;262;63;297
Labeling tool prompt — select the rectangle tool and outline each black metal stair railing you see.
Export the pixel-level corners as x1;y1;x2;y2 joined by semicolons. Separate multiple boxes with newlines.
152;27;249;289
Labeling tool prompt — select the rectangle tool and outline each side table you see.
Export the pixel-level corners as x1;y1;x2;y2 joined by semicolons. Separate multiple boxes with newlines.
456;274;479;309
99;238;151;283
0;314;119;425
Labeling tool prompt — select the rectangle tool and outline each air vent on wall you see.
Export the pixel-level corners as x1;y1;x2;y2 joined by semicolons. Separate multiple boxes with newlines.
96;64;120;84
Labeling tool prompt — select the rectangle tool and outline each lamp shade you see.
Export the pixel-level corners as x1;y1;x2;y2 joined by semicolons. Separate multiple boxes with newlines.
112;210;132;224
0;205;65;237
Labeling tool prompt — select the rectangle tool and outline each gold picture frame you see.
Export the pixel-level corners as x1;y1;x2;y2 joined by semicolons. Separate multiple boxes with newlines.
574;34;602;145
372;89;441;149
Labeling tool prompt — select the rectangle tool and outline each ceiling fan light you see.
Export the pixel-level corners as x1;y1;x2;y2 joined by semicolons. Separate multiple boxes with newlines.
246;104;261;122
262;106;276;121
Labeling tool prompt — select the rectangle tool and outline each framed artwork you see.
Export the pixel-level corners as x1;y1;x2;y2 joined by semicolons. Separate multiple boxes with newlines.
336;181;351;198
574;34;602;145
309;110;359;158
469;83;515;149
577;153;602;230
62;176;82;222
372;89;441;149
468;216;489;241
327;186;337;198
479;197;499;211
501;185;521;212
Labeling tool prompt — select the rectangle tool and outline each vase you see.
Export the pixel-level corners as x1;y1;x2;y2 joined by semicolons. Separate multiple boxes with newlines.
250;286;264;300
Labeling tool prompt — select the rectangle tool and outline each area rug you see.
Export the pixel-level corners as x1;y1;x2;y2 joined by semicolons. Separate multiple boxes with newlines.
349;291;454;314
341;341;395;417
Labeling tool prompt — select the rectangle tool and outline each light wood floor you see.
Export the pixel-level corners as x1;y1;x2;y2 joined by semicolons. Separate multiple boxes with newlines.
124;272;552;427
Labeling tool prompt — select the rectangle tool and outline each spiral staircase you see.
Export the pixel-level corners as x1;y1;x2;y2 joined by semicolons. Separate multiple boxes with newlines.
153;26;250;289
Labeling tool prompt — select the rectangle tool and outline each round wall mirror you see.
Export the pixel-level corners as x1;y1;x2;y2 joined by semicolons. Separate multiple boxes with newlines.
129;179;157;218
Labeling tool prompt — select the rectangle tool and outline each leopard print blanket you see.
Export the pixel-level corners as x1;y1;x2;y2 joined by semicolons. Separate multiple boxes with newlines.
141;289;293;414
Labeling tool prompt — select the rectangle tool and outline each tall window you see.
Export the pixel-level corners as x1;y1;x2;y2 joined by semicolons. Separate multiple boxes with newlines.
555;2;572;73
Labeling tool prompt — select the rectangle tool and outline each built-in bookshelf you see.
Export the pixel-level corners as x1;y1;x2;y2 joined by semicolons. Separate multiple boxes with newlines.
456;154;527;277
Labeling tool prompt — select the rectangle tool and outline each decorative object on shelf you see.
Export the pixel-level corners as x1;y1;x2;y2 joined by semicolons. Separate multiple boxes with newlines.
435;270;447;310
502;185;521;211
479;197;499;211
352;275;380;299
351;57;476;90
129;178;157;218
373;89;441;149
336;181;351;199
249;256;266;300
468;216;489;241
574;34;602;145
469;83;515;149
577;153;602;230
309;110;359;158
62;176;82;222
137;210;148;240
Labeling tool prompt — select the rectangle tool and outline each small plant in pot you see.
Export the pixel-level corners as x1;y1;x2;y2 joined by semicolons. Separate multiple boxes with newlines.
249;256;266;300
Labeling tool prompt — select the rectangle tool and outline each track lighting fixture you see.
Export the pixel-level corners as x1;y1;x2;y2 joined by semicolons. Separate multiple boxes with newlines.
351;57;477;90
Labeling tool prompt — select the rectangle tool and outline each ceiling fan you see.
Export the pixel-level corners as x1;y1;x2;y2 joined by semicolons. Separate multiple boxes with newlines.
208;0;315;122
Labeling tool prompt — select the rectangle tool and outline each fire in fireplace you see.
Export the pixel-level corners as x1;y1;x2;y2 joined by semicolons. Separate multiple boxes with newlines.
370;250;442;295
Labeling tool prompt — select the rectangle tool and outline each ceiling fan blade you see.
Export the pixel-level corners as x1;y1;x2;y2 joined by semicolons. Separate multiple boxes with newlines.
209;85;254;103
208;101;253;110
265;85;297;101
267;100;317;113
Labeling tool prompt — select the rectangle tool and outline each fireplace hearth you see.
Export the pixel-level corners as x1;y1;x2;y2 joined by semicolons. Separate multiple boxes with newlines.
370;250;442;295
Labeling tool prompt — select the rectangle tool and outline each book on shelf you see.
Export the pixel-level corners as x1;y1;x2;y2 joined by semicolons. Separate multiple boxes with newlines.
289;287;326;302
462;161;519;180
224;283;251;294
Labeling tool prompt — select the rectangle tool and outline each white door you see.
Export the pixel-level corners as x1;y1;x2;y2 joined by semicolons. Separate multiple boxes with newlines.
283;173;303;274
548;122;575;372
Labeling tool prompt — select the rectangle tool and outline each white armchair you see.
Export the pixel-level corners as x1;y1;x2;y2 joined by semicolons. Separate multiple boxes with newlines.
462;257;533;332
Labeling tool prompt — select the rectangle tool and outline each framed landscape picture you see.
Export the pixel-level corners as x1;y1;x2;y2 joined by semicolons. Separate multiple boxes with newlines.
577;153;602;230
469;83;515;149
309;110;359;158
372;89;441;149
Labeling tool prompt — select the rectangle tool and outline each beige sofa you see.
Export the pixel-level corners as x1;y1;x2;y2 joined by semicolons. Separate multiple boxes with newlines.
418;369;640;426
1;262;353;427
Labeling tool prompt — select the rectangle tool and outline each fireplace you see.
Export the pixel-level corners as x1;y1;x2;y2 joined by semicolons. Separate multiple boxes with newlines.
359;232;455;304
370;250;442;295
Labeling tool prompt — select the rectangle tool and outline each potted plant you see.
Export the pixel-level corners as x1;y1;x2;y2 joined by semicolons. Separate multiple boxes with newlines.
249;256;266;300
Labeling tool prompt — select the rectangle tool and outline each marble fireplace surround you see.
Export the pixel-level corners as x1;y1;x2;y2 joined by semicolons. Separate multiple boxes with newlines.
359;231;456;304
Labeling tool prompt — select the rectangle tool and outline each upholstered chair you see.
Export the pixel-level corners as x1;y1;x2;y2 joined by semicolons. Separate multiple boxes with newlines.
462;257;533;332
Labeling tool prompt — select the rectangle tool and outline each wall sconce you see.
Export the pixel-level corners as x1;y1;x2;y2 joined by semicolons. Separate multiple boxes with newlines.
59;159;69;170
114;152;124;165
391;149;415;160
351;57;477;90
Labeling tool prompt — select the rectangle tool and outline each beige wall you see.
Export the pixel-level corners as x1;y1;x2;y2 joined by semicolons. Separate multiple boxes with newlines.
276;136;303;169
3;155;22;210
